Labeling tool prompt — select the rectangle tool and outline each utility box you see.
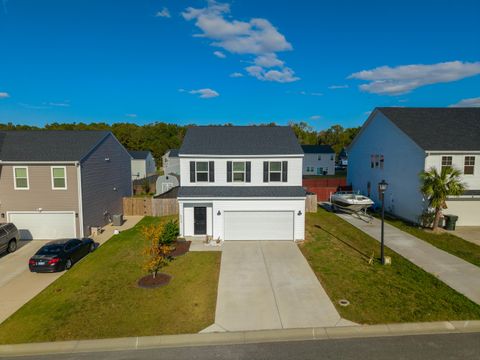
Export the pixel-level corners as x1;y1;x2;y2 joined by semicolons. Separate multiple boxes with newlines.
112;214;124;226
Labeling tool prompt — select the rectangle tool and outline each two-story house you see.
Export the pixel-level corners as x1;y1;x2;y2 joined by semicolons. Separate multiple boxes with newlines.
162;149;180;176
348;107;480;226
129;150;157;180
0;131;132;239
177;126;306;241
301;145;335;176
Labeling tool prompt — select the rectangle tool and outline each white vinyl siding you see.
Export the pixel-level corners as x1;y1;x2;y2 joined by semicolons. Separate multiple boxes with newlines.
13;166;29;190
224;211;294;241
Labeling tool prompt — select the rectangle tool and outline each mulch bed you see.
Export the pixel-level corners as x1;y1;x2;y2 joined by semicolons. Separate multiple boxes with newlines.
137;273;172;288
169;241;191;257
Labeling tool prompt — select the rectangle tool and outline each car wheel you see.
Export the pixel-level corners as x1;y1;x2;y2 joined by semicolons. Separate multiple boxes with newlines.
65;259;72;270
7;240;17;253
89;243;95;253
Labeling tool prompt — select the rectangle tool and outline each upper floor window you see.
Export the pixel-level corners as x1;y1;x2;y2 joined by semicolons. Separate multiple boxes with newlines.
464;156;475;175
13;167;29;190
51;166;67;189
227;161;251;183
190;161;214;183
317;155;322;161
441;156;452;171
330;155;334;161
264;161;288;182
370;154;384;169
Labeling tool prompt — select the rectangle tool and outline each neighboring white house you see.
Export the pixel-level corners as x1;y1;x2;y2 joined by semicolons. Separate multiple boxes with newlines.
129;150;156;180
348;107;480;226
301;145;335;176
177;126;306;241
162;149;180;176
338;148;348;167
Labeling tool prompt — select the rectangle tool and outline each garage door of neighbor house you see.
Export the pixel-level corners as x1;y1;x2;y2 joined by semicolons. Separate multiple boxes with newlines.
224;211;294;241
7;212;76;240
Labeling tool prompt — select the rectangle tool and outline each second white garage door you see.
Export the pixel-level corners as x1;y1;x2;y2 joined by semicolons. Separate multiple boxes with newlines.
7;212;77;240
224;211;294;241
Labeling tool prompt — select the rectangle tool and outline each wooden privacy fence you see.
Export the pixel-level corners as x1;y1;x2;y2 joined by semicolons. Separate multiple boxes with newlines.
123;197;178;217
305;194;318;213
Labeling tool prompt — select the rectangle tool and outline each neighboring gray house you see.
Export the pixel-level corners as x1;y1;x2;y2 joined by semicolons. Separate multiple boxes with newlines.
0;131;132;239
301;145;335;176
162;149;180;176
129;150;156;180
348;107;480;226
178;126;306;241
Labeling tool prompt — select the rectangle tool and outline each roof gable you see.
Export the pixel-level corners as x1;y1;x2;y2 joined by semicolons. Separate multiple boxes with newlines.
179;126;303;156
129;150;151;160
377;107;480;151
0;130;110;162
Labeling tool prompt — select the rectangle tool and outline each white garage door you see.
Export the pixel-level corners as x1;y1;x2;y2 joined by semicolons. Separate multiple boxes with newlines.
7;212;76;240
224;211;294;241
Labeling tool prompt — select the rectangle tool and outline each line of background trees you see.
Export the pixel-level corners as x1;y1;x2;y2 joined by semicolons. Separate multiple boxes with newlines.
0;121;360;165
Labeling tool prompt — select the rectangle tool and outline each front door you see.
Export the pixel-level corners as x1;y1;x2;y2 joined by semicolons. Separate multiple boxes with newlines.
194;207;207;235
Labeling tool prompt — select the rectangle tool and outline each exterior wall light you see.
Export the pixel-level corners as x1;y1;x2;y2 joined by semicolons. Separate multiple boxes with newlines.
217;210;221;215
297;210;302;216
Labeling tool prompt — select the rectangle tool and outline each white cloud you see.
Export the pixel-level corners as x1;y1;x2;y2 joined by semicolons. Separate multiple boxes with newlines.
48;101;70;107
349;61;480;96
245;65;299;83
230;72;244;78
189;88;220;98
310;115;321;120
155;7;171;18
328;84;349;89
183;1;298;83
0;92;10;99
213;50;226;58
125;113;138;118
449;96;480;107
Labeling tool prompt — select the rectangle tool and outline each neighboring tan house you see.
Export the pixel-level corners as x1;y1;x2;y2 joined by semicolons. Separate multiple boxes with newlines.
177;126;306;241
348;107;480;226
0;131;132;239
301;145;335;176
129;150;156;180
162;149;180;176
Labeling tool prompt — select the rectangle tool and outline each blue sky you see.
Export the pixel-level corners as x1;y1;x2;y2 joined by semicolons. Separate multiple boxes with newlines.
0;0;479;129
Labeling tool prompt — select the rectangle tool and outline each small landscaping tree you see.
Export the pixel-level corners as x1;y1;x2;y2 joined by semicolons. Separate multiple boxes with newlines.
419;166;466;231
141;220;179;279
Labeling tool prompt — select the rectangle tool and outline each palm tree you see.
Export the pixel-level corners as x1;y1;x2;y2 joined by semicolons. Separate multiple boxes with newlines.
420;166;466;230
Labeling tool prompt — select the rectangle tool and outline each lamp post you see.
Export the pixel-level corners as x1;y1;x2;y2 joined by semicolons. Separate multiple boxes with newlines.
378;180;388;265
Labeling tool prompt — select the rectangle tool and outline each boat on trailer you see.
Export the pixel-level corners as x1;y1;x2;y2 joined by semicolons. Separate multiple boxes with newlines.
330;191;374;212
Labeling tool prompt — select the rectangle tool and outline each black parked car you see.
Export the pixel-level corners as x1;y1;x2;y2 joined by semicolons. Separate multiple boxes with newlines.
29;238;95;273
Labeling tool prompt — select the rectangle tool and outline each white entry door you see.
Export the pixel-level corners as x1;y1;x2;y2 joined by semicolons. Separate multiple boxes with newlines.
7;212;76;240
224;211;294;241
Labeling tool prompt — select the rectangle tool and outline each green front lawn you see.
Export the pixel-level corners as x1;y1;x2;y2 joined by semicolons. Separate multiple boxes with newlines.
0;217;221;344
383;216;480;268
299;208;480;324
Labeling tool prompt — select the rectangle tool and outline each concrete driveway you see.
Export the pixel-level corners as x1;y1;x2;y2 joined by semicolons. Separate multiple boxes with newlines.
210;241;346;332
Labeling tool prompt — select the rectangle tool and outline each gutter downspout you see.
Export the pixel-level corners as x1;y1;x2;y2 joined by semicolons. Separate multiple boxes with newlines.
76;161;85;238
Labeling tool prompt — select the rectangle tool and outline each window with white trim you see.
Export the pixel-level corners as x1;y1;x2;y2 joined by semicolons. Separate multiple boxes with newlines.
51;166;67;189
441;156;452;171
269;161;282;182
195;162;209;182
232;161;245;182
13;167;29;190
464;156;475;175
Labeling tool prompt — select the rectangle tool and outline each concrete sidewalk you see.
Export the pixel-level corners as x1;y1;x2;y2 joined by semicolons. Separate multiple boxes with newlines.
0;320;479;357
0;216;143;325
209;241;350;332
336;213;480;306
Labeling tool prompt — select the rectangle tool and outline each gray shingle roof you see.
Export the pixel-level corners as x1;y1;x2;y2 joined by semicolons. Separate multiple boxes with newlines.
129;150;151;160
179;126;303;155
301;145;335;154
0;130;110;161
178;186;306;198
378;107;480;151
168;149;179;158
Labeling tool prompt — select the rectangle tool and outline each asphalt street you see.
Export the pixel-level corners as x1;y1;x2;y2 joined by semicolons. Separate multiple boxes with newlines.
4;333;479;360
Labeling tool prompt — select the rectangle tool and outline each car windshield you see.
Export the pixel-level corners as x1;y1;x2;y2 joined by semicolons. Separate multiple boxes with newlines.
37;245;63;255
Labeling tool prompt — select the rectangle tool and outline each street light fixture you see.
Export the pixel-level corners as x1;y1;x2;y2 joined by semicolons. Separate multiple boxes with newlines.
378;180;388;265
